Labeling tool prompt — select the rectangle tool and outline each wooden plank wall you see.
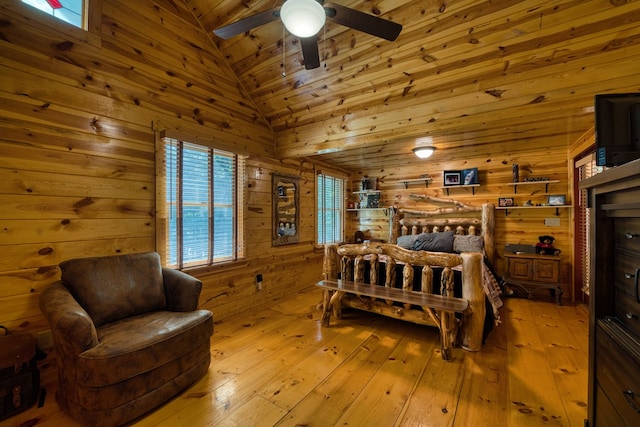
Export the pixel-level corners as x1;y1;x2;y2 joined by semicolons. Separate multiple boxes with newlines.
0;0;324;337
196;156;327;320
348;140;594;300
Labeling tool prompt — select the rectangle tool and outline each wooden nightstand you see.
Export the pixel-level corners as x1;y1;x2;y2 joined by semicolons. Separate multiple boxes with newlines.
502;253;563;304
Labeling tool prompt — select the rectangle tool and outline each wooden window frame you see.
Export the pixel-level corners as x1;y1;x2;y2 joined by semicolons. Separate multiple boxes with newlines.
157;135;245;270
317;171;345;246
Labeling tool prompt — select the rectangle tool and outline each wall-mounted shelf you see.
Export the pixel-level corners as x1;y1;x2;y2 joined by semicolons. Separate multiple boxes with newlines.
496;205;572;216
440;184;480;195
352;190;381;195
384;178;433;189
509;180;559;193
347;208;389;217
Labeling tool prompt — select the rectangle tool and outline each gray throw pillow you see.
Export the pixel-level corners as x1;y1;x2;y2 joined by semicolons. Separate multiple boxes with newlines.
396;234;420;249
453;235;484;253
411;231;455;252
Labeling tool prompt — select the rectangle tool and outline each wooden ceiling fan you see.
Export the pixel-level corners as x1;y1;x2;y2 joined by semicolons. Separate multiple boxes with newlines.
213;0;402;69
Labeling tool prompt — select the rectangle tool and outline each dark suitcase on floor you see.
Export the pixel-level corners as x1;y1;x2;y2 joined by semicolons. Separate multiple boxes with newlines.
0;326;40;421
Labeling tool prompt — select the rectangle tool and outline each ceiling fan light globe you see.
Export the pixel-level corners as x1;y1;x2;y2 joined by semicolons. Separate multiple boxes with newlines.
280;0;326;38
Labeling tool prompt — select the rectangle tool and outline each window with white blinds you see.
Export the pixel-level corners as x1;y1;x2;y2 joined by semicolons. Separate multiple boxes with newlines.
317;173;344;245
160;137;244;269
575;152;604;297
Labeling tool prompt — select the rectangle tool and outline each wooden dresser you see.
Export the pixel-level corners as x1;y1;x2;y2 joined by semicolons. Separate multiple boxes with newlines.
580;158;640;426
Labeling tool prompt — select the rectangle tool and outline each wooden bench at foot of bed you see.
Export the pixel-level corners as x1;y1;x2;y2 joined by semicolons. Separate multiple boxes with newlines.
317;243;485;361
317;279;469;360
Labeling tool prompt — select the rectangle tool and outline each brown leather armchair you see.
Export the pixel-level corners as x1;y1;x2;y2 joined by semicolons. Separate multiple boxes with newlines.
39;252;213;427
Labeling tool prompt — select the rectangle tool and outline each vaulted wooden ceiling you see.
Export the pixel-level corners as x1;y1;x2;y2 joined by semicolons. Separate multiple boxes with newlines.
185;0;640;172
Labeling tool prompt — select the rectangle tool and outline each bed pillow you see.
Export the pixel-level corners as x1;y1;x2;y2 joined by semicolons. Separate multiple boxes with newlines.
396;234;420;249
411;231;455;252
453;235;484;253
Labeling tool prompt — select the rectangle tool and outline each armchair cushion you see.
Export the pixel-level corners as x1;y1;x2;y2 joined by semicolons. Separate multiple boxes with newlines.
79;310;212;387
60;252;167;327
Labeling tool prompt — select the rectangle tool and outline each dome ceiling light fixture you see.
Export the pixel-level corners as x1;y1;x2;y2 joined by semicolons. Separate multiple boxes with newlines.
413;136;436;159
412;146;436;159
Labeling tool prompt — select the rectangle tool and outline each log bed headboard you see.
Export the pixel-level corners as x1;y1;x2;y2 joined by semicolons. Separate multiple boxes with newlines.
389;195;495;264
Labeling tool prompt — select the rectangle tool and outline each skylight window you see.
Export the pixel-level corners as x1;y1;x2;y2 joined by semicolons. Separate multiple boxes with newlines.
22;0;85;29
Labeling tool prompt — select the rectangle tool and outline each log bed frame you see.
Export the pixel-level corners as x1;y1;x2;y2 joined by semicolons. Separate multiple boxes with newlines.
316;196;496;361
390;195;495;265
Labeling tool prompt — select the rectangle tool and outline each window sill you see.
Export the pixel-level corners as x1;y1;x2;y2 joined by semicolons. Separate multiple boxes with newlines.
179;259;250;276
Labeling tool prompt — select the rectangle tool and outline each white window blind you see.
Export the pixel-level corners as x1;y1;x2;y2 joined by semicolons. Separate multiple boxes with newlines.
575;152;603;297
317;173;344;245
161;137;244;269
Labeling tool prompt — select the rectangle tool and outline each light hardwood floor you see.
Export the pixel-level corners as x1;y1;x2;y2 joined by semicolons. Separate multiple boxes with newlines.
7;287;589;427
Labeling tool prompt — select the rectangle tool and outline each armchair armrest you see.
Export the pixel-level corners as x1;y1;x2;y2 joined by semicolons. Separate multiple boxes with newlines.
39;282;99;357
162;268;203;311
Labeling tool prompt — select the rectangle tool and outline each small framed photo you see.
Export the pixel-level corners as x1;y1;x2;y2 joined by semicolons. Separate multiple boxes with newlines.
548;195;566;206
367;193;380;208
462;167;479;185
443;171;462;186
498;197;514;207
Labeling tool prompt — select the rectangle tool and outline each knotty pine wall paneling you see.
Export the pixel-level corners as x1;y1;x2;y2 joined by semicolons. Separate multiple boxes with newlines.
0;1;322;341
195;156;323;320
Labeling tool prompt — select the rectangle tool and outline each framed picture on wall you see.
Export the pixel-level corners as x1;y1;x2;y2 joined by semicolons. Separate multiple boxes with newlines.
443;171;462;186
548;194;566;206
462;168;479;185
498;197;514;207
367;193;380;208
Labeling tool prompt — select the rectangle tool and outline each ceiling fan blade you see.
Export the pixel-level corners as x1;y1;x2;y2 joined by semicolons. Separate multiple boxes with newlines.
300;36;321;70
324;3;402;41
213;8;281;39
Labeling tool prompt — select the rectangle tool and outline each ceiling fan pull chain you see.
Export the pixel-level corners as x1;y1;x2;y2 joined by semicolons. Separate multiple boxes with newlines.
323;24;327;68
282;25;286;77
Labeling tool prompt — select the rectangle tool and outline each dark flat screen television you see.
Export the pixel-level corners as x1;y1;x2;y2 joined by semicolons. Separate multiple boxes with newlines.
595;93;640;166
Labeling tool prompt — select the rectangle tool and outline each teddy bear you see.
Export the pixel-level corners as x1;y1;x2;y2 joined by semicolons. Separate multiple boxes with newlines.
536;235;561;255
